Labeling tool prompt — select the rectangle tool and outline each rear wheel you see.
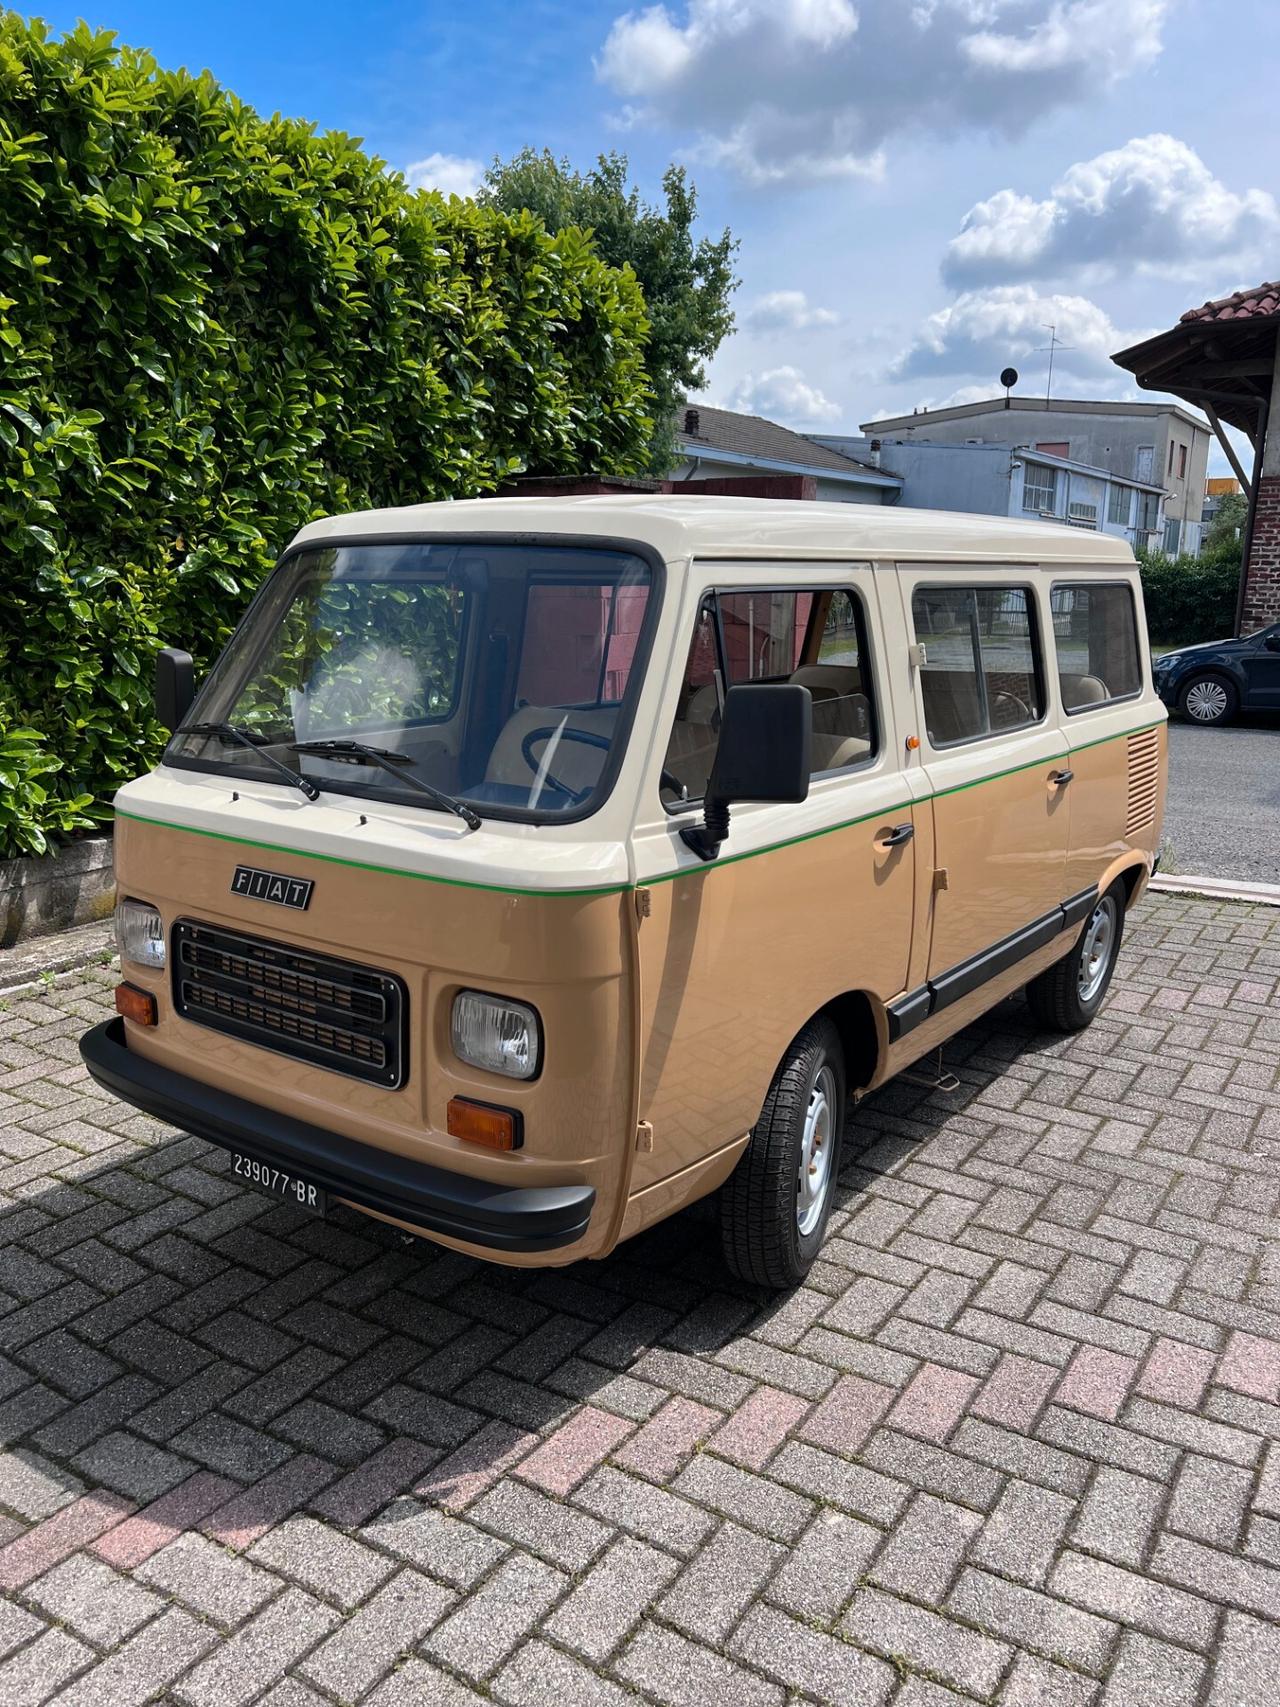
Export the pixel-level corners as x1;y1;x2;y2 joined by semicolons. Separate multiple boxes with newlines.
1179;672;1237;726
720;1016;845;1289
1025;881;1126;1032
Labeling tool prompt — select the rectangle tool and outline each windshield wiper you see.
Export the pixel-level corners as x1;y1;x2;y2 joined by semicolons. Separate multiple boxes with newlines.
291;739;482;831
177;721;321;801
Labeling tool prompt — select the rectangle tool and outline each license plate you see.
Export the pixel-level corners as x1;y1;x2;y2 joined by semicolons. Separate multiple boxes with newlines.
230;1152;327;1214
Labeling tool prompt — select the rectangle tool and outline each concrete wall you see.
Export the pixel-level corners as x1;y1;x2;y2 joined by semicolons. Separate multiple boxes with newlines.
668;453;887;505
814;437;1012;516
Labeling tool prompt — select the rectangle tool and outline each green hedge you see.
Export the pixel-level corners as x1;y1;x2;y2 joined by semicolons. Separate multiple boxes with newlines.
0;19;653;857
1137;540;1242;647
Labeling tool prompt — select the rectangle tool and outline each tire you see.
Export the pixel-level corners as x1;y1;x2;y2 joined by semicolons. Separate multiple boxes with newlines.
1026;880;1126;1033
1178;672;1238;726
720;1016;845;1289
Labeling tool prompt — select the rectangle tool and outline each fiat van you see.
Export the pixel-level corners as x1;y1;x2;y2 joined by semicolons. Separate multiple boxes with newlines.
81;496;1167;1288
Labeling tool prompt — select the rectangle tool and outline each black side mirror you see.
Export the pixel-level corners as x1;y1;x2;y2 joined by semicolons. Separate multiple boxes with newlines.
155;647;196;733
681;683;812;861
1264;635;1280;653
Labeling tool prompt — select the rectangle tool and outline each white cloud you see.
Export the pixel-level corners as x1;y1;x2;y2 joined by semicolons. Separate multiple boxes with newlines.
596;0;1171;186
723;365;842;424
403;152;484;200
891;285;1137;383
945;135;1280;286
745;290;840;332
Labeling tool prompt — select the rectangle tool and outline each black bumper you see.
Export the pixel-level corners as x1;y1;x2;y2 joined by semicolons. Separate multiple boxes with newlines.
79;1018;595;1253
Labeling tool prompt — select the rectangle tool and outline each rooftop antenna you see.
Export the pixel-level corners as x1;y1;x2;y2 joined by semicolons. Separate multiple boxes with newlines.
1000;366;1018;410
1035;326;1073;405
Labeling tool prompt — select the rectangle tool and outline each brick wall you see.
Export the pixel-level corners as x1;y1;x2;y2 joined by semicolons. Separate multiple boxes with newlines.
1243;474;1280;630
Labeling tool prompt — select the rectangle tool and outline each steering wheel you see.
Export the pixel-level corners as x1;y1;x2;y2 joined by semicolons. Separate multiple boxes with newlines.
520;725;686;805
991;691;1031;729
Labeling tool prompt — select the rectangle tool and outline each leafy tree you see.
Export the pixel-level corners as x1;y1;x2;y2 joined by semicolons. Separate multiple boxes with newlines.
483;150;738;470
1204;489;1248;552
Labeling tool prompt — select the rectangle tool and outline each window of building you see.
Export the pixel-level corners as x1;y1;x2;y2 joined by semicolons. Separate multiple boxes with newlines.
1163;518;1182;556
911;586;1044;746
1035;441;1070;458
1138;491;1160;532
660;587;876;806
1135;445;1155;482
1023;465;1058;514
1067;501;1099;529
1051;583;1142;712
1178;443;1188;479
1168;440;1176;475
1107;484;1132;526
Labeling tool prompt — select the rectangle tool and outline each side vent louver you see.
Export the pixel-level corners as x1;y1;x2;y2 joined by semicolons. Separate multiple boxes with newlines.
1125;727;1160;838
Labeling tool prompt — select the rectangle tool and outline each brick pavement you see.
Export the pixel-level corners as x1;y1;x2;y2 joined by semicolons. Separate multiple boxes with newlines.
0;891;1278;1705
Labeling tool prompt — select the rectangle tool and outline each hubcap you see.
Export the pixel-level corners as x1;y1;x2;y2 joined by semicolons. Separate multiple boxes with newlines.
796;1064;836;1236
1078;896;1118;1004
1185;679;1228;722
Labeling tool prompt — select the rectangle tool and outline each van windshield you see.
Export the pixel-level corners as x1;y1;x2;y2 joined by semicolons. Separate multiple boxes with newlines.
166;541;657;822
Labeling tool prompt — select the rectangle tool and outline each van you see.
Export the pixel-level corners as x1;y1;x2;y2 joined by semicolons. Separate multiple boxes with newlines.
80;497;1167;1289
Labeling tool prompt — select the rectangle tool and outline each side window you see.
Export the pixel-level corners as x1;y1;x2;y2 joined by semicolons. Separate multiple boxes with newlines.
912;585;1044;747
1051;582;1142;711
660;588;877;805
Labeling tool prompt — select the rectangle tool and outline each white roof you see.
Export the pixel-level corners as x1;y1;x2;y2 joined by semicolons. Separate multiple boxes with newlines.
292;494;1137;566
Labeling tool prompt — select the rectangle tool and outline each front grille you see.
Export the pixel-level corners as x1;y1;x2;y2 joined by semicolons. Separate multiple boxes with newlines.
1125;727;1161;837
172;921;407;1088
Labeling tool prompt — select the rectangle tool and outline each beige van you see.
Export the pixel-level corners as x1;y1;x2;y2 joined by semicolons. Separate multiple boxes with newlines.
81;496;1167;1288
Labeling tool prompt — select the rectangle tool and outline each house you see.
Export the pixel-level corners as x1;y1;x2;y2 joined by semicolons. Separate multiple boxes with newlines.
1113;281;1280;633
808;434;1164;547
670;405;902;504
849;397;1211;556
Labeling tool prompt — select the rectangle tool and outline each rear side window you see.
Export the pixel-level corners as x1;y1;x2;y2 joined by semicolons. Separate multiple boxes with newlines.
1051;582;1142;712
660;588;877;806
912;586;1044;746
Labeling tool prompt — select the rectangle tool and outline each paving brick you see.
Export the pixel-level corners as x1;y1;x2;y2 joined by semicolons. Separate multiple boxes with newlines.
573;1464;714;1558
413;1419;537;1514
135;1531;279;1628
1207;1610;1280;1705
706;1385;809;1469
948;1565;1117;1676
361;1495;509;1584
0;1599;44;1662
657;1520;783;1643
90;1471;238;1570
840;1586;1011;1697
886;1362;979;1443
1050;1550;1218;1650
1000;1652;1099;1706
731;1603;894;1705
1217;1331;1280;1401
1151;1532;1280;1620
970;1353;1058;1429
309;1436;438;1525
0;1628;93;1706
671;1451;814;1543
1167;1452;1254;1547
544;1534;679;1663
174;1587;340;1707
768;1440;909;1524
610;1395;717;1481
798;1373;894;1454
202;1454;337;1550
494;1639;631;1707
614;1619;785;1707
514;1406;633;1496
1054;1345;1140;1421
25;1552;165;1649
0;1448;82;1521
69;1431;191;1502
1136;1337;1217;1408
43;1607;216;1707
869;1492;981;1604
768;1509;880;1622
248;1512;395;1608
970;1478;1075;1586
1101;1631;1205;1706
425;1549;564;1679
473;1478;610;1571
0;1490;134;1592
862;1428;1004;1511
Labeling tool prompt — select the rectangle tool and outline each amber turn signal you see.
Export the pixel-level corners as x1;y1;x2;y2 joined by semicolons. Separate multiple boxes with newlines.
447;1097;521;1151
114;982;157;1026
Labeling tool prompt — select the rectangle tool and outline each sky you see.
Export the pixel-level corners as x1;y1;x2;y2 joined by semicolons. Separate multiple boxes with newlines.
31;0;1280;474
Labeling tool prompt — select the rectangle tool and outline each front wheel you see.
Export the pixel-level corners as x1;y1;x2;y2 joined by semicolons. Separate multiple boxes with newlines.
1179;672;1238;726
1025;881;1126;1032
720;1016;845;1289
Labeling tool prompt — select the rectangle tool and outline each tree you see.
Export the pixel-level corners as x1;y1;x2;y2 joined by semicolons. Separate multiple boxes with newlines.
1204;489;1248;552
482;151;738;471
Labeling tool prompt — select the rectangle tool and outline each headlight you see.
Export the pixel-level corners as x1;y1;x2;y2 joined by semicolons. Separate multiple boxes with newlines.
1155;654;1181;671
451;990;540;1080
115;899;166;969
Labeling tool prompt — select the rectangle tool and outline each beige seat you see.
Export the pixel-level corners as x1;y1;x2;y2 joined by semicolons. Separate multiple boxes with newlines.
813;733;871;772
1059;673;1109;709
486;706;618;799
919;670;983;745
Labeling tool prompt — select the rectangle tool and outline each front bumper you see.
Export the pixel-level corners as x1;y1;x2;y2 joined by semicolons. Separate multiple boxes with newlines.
79;1018;595;1254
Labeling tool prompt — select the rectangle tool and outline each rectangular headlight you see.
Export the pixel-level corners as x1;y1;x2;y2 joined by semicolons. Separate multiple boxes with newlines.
451;990;540;1080
115;899;166;969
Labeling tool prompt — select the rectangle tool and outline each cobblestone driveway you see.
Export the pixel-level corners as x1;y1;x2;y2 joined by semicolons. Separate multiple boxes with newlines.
2;892;1279;1707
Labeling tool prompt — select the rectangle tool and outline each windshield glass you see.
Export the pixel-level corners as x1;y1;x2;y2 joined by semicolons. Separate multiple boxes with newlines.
166;541;657;820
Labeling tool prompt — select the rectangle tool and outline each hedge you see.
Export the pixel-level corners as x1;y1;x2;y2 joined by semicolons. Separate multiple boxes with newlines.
0;19;653;857
1137;540;1242;646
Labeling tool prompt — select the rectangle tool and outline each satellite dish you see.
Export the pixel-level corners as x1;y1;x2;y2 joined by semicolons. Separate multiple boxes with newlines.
1000;367;1018;390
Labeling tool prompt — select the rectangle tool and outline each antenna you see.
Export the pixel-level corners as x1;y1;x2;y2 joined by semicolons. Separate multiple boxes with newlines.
1035;326;1074;405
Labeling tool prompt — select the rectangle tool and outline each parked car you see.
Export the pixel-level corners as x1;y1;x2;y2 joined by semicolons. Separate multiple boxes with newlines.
1153;624;1280;725
81;498;1166;1290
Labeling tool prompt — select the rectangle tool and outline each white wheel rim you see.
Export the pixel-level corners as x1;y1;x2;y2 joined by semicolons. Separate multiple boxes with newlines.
1185;680;1228;722
1078;896;1118;1004
797;1065;836;1236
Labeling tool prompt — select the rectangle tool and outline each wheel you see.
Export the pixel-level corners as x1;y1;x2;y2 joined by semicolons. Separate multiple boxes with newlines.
720;1016;845;1289
1178;672;1237;726
1026;881;1126;1032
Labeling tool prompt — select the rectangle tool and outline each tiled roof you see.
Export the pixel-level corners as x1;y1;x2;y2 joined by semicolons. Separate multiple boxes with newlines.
677;403;884;478
1179;280;1280;324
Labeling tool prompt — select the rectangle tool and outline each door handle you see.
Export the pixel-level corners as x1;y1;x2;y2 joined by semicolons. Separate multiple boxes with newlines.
877;822;915;848
1049;768;1075;787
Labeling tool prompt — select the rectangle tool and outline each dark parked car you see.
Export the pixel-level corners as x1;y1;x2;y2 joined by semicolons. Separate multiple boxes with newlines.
1153;623;1280;725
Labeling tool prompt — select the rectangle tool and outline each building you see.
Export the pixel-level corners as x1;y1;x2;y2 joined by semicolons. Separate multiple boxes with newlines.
855;397;1211;556
809;434;1164;547
1203;476;1242;532
671;405;902;504
1113;281;1280;632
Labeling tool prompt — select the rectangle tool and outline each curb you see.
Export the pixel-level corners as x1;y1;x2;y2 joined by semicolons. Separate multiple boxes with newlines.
0;921;116;995
1149;873;1280;907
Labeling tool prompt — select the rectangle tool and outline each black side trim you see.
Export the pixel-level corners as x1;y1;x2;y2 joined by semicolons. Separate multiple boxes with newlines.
79;1019;594;1253
886;884;1101;1040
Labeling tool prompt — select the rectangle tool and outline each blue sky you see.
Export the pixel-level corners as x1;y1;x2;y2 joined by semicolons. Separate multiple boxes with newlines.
33;1;1278;471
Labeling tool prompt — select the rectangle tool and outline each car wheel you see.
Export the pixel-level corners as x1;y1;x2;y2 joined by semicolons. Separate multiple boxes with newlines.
1026;880;1126;1033
720;1016;845;1290
1179;672;1238;726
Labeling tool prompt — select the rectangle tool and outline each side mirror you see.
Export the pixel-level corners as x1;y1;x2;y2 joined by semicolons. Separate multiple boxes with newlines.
1264;635;1280;653
681;683;812;861
155;647;196;733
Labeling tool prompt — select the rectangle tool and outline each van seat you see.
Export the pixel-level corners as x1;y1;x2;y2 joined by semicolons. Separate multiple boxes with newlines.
485;705;619;797
1059;672;1109;708
919;670;982;745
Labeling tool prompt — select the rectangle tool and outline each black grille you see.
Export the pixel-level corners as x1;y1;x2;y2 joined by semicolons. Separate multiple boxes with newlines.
172;921;407;1088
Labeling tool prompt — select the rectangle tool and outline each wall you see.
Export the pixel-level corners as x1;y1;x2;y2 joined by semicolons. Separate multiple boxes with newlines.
1242;341;1280;631
813;437;1012;515
667;453;888;504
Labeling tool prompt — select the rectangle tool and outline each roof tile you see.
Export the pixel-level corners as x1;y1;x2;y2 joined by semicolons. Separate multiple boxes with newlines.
1179;280;1280;324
